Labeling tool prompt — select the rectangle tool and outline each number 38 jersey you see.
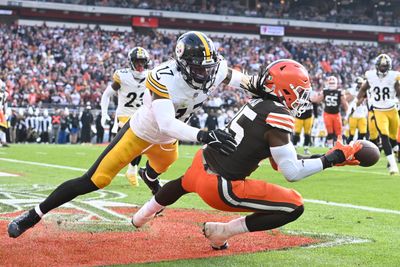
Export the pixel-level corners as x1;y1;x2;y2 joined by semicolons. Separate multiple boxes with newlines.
130;59;229;144
112;68;148;117
365;70;400;110
204;98;294;180
323;89;342;114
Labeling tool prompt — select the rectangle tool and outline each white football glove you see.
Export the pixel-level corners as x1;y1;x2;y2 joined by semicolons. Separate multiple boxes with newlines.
101;114;111;128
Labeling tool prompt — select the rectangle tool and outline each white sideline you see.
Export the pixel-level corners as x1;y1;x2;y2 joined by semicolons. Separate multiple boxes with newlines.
1;157;399;215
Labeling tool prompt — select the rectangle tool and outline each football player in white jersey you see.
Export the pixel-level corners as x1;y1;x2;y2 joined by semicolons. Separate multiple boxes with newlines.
100;47;150;187
357;54;400;175
0;79;9;147
346;77;368;142
8;31;253;238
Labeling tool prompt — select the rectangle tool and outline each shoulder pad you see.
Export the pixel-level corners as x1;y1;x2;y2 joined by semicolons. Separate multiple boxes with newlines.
146;68;170;98
266;110;294;133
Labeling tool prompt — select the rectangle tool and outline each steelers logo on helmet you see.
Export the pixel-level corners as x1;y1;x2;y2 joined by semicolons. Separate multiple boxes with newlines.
175;41;185;58
375;53;392;77
175;31;220;93
129;47;150;74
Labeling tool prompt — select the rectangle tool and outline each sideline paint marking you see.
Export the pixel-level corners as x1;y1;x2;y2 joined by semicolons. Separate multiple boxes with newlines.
0;171;19;177
1;157;399;215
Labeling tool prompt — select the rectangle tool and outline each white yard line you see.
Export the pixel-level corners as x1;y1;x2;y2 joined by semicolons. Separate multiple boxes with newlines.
0;157;124;177
1;157;399;216
304;199;400;215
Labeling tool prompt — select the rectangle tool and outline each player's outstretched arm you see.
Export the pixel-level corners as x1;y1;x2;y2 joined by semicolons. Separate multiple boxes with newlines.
267;128;361;182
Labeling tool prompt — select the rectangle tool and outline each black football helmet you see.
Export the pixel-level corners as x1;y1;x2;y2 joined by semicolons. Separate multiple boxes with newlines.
128;47;150;72
175;31;219;92
375;54;392;77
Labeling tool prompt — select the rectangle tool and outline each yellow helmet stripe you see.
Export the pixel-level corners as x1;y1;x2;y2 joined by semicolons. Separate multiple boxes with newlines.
193;31;211;60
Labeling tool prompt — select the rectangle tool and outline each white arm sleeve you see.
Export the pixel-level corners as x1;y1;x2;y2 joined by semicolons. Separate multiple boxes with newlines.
270;143;323;182
152;98;200;142
100;85;115;116
228;69;245;88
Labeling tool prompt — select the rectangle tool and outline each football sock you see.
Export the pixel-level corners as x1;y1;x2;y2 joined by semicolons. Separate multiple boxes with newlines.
139;196;165;217
39;175;98;214
304;134;311;147
381;135;392;156
245;205;304;232
145;161;160;182
226;217;249;236
292;134;300;146
154;177;188;206
130;155;141;166
390;138;397;149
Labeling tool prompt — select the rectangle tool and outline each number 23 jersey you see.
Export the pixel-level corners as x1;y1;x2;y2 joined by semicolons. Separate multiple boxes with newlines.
113;68;148;117
365;70;400;110
130;59;229;144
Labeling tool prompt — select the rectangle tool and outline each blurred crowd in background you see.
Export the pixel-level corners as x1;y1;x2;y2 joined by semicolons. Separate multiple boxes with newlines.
1;23;399;145
34;0;399;26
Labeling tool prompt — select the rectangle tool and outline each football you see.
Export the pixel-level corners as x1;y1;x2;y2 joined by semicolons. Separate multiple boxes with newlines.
354;140;380;167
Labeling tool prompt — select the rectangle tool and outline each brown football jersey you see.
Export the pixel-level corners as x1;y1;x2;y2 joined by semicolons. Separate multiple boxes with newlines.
204;98;294;180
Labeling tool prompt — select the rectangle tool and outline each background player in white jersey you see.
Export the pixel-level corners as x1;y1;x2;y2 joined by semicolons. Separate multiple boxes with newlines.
0;79;9;147
357;54;400;175
8;31;253;238
100;47;150;187
346;77;368;142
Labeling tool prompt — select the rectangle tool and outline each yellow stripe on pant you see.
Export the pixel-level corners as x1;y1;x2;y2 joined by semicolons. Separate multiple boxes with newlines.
90;124;178;188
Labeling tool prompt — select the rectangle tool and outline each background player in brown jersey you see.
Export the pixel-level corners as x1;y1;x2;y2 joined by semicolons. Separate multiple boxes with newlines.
313;76;348;148
131;59;362;250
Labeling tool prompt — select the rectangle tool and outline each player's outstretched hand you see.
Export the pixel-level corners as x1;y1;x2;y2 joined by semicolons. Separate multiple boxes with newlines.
197;129;237;156
326;140;363;166
101;114;111;128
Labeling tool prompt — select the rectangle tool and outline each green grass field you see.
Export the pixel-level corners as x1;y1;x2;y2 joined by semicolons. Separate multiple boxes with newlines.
1;144;400;266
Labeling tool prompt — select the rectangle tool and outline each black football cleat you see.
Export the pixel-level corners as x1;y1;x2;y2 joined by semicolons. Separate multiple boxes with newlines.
8;209;41;238
138;168;162;195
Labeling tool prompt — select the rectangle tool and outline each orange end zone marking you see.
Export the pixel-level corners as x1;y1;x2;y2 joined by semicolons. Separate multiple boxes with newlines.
0;208;320;265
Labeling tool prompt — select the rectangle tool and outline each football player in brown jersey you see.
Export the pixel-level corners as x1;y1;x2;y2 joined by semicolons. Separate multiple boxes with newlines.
132;59;362;250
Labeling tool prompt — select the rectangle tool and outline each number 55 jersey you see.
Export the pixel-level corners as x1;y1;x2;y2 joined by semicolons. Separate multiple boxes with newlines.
365;70;400;110
130;59;229;144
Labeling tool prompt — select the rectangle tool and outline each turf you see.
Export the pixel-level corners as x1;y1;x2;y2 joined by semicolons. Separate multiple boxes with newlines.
1;144;399;266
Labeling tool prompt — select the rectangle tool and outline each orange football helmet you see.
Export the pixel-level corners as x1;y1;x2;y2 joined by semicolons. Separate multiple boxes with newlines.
257;59;312;116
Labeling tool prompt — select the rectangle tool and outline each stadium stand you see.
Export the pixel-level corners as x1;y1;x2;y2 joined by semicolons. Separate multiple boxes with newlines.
26;0;400;26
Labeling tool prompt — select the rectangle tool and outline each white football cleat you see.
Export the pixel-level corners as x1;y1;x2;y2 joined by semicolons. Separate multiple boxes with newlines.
203;222;230;250
125;165;139;187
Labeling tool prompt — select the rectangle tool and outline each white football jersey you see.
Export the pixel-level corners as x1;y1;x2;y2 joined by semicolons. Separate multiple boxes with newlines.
130;59;229;144
113;68;148;117
365;70;400;110
347;85;368;118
